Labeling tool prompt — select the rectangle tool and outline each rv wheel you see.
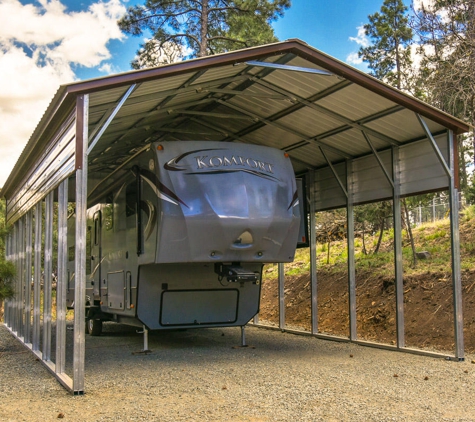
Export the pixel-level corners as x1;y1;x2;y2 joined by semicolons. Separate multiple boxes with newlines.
87;318;103;336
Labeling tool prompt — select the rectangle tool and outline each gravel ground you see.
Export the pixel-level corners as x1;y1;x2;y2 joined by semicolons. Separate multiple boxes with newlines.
1;322;475;422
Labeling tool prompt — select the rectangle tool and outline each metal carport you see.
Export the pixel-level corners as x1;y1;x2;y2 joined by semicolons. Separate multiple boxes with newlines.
2;39;470;394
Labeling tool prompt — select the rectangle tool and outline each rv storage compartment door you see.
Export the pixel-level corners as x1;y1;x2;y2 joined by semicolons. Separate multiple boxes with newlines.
160;289;238;326
107;271;125;310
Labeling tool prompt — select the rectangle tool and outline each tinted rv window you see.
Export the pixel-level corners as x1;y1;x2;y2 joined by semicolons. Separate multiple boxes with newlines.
126;183;137;217
86;226;92;274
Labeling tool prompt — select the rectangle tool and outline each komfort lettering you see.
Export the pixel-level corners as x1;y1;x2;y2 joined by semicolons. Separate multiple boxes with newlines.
195;155;274;174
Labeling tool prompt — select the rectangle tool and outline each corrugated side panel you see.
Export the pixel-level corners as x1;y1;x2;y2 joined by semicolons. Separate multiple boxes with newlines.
6;113;76;225
352;149;393;204
312;135;450;212
399;134;449;195
314;162;347;211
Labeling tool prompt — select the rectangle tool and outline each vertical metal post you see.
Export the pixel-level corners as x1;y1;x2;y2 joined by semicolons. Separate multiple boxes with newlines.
24;210;33;344
308;171;318;334
18;217;25;339
392;146;405;349
56;180;69;374
73;94;89;393
448;130;464;360
13;222;20;334
32;202;42;352
43;191;54;361
10;223;15;331
4;232;11;326
278;262;285;330
433;197;436;222
347;161;357;341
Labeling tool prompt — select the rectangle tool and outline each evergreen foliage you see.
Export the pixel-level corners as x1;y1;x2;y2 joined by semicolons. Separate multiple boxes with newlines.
358;0;414;91
118;0;290;69
0;196;15;304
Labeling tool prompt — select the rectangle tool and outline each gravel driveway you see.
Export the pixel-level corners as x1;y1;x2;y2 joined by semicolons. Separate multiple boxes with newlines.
1;323;474;421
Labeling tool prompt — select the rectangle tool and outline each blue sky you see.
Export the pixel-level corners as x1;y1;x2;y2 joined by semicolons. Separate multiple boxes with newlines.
0;0;412;185
74;0;412;79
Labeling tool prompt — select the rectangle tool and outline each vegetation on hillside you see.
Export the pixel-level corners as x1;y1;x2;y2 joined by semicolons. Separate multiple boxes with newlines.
0;196;15;314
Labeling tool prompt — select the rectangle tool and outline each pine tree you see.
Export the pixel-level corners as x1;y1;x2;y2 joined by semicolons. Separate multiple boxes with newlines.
412;0;475;191
358;0;414;91
118;0;290;69
358;0;418;265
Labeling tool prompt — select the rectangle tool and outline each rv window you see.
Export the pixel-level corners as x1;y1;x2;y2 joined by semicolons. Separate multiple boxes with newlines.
104;203;113;231
86;226;92;274
126;183;137;217
93;211;101;246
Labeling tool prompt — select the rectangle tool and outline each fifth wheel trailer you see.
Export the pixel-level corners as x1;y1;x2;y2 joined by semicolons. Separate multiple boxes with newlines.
66;141;302;335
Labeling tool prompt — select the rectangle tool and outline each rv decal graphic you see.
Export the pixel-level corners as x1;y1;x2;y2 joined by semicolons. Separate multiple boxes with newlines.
165;148;279;181
140;168;189;208
140;199;157;240
287;190;299;210
186;168;279;182
164;148;220;171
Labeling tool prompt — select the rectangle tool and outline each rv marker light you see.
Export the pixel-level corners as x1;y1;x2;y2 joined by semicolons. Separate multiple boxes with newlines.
284;152;289;158
157;144;164;151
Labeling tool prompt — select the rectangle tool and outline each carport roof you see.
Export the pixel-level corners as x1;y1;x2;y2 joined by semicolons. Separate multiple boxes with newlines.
2;38;471;198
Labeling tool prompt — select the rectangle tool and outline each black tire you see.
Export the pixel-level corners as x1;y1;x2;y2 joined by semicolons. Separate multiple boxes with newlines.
87;318;103;336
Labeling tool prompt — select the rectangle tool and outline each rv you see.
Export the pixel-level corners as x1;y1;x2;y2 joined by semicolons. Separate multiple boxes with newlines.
67;141;301;335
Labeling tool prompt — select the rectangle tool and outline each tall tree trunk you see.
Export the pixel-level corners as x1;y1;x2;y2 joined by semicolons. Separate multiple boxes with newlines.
373;218;385;254
362;221;367;255
402;199;417;267
199;0;209;57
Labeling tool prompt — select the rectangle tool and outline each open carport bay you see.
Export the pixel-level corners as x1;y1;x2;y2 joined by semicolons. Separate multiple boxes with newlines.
1;324;474;422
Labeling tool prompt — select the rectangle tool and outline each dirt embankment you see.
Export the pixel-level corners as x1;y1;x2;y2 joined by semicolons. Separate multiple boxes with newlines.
260;268;475;353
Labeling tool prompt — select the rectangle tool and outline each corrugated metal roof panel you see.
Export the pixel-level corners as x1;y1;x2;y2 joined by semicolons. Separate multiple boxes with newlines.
3;39;470;220
315;83;398;122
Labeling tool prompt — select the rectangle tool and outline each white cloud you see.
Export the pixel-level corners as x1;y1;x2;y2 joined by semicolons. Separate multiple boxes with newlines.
413;0;435;10
346;52;363;65
346;25;369;66
349;25;370;48
0;0;127;187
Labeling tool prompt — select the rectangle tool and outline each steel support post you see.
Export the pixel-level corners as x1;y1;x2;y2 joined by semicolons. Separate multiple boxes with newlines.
56;179;68;374
32;201;42;352
392;146;405;348
278;262;285;330
4;232;11;326
17;218;25;339
13;222;20;334
347;160;357;341
73;94;89;394
9;224;15;329
448;130;464;360
308;171;318;334
43;191;54;361
24;210;33;344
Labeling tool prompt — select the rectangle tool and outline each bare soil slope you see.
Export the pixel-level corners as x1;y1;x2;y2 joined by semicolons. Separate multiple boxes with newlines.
259;216;475;353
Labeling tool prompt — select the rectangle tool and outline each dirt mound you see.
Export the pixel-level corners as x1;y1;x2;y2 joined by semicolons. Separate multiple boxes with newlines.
260;268;475;353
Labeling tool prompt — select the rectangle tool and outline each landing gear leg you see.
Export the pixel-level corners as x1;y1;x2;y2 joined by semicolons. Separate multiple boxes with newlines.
133;325;152;355
232;325;254;349
241;325;247;347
